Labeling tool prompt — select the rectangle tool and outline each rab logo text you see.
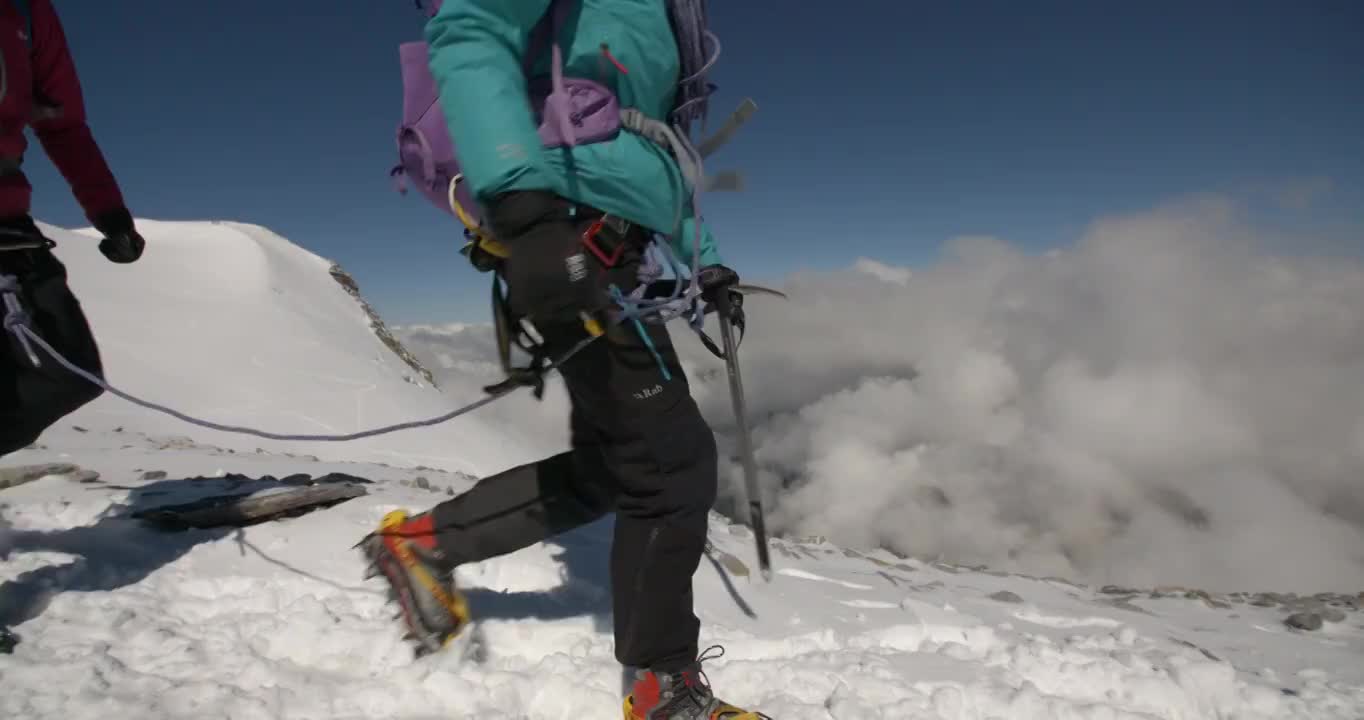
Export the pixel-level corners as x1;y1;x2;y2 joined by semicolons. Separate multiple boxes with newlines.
633;384;663;401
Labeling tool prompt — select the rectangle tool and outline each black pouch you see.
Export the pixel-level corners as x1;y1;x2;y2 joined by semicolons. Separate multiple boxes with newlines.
0;220;104;456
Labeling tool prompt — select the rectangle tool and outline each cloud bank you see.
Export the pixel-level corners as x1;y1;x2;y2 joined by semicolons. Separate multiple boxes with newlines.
403;194;1364;593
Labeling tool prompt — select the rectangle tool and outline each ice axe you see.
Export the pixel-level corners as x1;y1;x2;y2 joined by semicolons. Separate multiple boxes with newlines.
713;285;776;581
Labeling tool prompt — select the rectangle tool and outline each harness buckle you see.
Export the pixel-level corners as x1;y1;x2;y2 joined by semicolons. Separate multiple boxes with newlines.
580;214;630;267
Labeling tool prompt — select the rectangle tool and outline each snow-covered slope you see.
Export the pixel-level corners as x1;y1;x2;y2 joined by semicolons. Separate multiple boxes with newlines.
31;219;539;476
3;218;1362;719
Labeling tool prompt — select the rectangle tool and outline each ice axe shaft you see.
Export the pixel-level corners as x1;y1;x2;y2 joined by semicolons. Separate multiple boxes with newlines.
714;289;772;581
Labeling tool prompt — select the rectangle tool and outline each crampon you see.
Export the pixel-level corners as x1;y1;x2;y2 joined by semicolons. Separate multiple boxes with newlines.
356;509;470;657
623;646;773;719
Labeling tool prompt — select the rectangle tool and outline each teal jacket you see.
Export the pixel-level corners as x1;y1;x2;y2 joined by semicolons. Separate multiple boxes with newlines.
426;0;722;267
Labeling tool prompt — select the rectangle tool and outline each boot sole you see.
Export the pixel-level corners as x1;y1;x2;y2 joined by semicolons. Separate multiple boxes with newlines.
622;696;769;719
362;510;471;655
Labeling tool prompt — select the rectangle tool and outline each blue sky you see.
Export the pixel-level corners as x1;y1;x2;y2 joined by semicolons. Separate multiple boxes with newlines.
24;0;1363;324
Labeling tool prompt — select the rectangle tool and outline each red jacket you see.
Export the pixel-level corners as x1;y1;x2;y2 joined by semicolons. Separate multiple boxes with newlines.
0;0;125;224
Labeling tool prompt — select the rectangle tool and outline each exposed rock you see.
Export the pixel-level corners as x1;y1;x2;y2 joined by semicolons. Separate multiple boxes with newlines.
140;470;168;481
132;481;369;530
1101;585;1141;595
328;263;436;388
989;590;1024;604
414;476;431;490
152;436;200;451
1104;598;1157;616
1182;589;1230;609
0;463;83;489
1321;608;1348;624
1285;612;1323;631
70;469;101;484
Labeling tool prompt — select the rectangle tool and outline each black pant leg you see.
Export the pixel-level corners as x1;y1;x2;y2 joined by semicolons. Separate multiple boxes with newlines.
443;199;720;672
1;237;104;457
427;407;618;566
552;315;719;674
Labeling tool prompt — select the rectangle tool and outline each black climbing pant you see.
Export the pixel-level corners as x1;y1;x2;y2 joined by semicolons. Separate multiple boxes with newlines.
1;217;104;457
427;199;718;674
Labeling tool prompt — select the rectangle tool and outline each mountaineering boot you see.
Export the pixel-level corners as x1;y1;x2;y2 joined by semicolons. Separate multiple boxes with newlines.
623;647;770;720
357;509;469;656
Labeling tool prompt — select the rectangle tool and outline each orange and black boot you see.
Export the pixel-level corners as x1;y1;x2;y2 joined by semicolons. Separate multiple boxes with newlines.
623;647;770;719
357;509;470;656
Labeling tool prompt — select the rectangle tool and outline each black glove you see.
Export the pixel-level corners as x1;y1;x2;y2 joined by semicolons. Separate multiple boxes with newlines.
488;190;608;328
93;208;145;264
692;264;746;359
699;263;745;320
697;263;740;303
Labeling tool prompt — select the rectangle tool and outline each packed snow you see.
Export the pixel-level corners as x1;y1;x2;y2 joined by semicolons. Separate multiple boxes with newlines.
3;216;1362;719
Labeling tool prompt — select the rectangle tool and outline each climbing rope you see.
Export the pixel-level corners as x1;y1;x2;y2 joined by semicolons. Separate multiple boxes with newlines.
1;271;598;442
1;94;732;444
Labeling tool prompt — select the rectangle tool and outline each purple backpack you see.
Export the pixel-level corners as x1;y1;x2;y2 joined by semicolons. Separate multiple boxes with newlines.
389;0;732;230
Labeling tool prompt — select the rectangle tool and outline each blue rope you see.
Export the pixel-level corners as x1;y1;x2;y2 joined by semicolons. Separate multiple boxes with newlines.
609;283;672;381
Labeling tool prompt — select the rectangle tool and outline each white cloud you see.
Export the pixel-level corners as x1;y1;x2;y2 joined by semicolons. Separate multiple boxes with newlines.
677;195;1364;593
852;257;911;285
400;195;1364;592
